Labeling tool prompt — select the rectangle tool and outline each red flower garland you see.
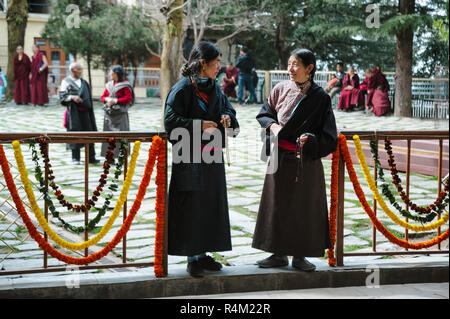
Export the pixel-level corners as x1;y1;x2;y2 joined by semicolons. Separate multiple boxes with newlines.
154;139;167;277
0;137;166;275
326;141;340;266
337;135;449;250
384;137;449;215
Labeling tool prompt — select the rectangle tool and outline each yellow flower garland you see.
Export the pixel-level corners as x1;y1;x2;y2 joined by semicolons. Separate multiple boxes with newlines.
12;140;141;250
353;135;449;232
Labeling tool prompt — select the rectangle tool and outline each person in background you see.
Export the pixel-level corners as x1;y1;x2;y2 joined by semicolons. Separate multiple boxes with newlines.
222;62;238;99
337;66;363;112
59;62;99;165
100;65;134;159
0;67;6;103
325;62;345;103
235;46;258;105
13;45;31;105
359;69;371;111
366;67;391;116
30;44;49;106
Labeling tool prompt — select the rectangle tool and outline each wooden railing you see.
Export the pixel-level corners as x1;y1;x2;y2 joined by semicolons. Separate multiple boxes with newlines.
0;132;169;276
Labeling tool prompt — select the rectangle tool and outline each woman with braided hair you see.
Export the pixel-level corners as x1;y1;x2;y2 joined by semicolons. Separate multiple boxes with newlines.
164;41;240;277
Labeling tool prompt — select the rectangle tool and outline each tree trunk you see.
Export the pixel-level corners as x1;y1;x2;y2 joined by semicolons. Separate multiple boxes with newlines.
5;0;28;101
159;0;184;128
87;53;92;95
394;0;415;117
275;17;289;70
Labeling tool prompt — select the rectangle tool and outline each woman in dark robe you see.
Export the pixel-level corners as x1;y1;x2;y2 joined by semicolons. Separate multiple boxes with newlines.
100;65;134;159
222;62;238;98
164;41;239;277
252;48;337;271
30;44;49;106
337;66;363;111
367;67;391;116
13;45;31;105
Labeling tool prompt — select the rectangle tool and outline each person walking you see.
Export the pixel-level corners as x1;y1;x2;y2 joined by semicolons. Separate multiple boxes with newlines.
164;41;239;278
59;62;99;165
235;46;258;105
252;48;338;272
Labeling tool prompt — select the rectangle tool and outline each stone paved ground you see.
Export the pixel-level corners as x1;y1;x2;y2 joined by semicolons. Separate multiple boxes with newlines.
0;98;448;273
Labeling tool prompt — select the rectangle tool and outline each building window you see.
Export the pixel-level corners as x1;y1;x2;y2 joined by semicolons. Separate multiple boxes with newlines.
28;0;49;14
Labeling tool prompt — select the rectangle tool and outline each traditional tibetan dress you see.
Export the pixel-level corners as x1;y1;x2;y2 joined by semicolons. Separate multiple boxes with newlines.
100;80;134;158
164;76;239;256
30;52;49;105
13;53;31;104
252;79;338;257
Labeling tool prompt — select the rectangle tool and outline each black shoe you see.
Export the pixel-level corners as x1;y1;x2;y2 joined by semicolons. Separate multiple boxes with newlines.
292;257;316;272
89;159;100;164
256;254;288;268
72;158;80;165
198;255;222;271
187;261;204;278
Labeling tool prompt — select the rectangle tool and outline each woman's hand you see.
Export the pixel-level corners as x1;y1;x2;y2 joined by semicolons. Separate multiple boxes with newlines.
269;123;282;137
220;115;231;128
202;120;218;134
298;134;309;146
105;97;118;107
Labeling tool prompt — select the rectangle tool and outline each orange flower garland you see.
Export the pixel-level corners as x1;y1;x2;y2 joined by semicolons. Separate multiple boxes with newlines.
154;138;167;277
326;141;340;266
336;135;448;250
0;136;166;275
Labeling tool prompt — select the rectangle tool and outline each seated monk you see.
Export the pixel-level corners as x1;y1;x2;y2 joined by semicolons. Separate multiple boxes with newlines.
337;66;364;111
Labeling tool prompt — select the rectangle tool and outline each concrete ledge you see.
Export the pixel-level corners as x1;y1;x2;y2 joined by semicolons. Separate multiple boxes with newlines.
0;259;448;299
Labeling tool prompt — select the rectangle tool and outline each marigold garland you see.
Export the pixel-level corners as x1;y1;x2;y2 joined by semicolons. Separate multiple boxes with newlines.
12;139;141;250
0;136;165;273
336;135;448;250
153;138;167;277
353;135;449;232
384;137;450;214
326;141;340;266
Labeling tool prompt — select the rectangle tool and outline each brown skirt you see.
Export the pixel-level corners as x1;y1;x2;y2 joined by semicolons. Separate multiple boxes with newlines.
252;149;330;257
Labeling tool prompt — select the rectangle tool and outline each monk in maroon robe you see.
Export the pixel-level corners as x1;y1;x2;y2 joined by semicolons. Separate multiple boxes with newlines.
13;45;31;105
366;67;391;116
337;67;363;111
30;44;49;106
222;63;238;98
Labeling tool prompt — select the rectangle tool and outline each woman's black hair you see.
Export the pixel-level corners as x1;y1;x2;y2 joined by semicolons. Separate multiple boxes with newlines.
182;41;222;77
110;65;125;82
291;48;316;80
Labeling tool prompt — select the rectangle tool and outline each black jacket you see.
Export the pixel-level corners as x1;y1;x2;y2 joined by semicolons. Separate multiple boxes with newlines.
235;53;255;75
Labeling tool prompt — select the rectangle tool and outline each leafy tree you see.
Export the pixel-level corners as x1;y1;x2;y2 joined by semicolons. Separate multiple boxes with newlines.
42;0;108;88
5;0;28;101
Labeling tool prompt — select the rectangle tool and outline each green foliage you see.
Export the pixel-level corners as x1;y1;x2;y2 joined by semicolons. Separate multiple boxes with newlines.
42;0;159;85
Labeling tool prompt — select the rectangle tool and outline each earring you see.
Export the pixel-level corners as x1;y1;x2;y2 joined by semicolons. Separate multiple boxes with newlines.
306;73;310;79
